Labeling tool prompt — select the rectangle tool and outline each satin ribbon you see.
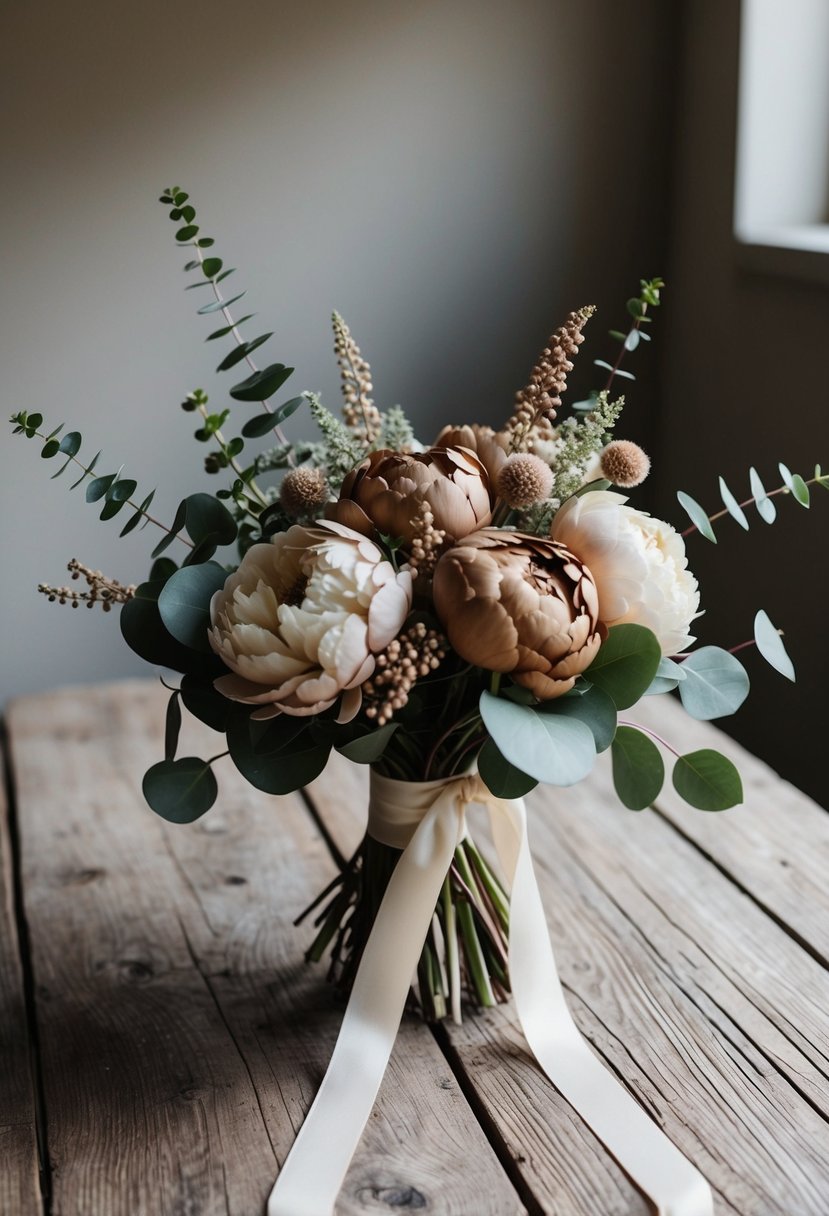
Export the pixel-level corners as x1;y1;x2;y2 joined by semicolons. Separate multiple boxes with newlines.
268;772;713;1216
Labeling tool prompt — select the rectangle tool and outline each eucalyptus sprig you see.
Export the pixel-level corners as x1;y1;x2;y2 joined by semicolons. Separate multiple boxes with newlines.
677;461;829;542
573;276;664;411
159;187;298;450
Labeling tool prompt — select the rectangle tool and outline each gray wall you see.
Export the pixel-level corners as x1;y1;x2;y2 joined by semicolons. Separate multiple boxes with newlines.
1;0;676;703
656;3;829;807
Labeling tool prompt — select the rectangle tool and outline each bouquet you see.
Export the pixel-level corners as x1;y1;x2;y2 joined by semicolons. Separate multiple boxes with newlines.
10;187;825;1213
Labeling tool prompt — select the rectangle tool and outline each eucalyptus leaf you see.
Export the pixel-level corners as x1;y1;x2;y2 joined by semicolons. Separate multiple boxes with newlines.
336;723;398;764
791;474;810;507
183;492;237;549
165;692;182;761
778;462;794;491
216;333;271;372
718;476;749;530
58;431;82;457
201;257;222;278
273;396;304;425
676;491;716;542
672;749;742;811
477;737;538;798
157;562;228;651
207;316;254;340
85;472;117;503
197;292;246;315
644;656;686;696
120;579;207;673
107;477;137;502
119;490;156;538
180;674;232;732
538;682;617;752
176;225;199;242
230;363;294;403
623;329;640;351
241;413;279;439
142;757;218;823
754;609;795;681
583;624;662;710
677;646;750;720
41;439;60;458
749;467;776;523
70;450;100;490
479;692;595;786
611;726;665;810
150;498;187;559
99;496;127;521
227;709;329;794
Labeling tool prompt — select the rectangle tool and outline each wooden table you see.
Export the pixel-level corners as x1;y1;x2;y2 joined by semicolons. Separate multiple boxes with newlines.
2;680;829;1215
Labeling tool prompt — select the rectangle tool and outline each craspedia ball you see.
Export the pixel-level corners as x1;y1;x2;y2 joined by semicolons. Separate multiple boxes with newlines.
280;467;329;515
599;440;650;488
495;453;554;508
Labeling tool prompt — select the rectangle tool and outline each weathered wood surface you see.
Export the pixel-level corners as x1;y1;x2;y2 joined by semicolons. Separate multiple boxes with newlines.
6;683;521;1216
0;747;41;1214
4;678;829;1215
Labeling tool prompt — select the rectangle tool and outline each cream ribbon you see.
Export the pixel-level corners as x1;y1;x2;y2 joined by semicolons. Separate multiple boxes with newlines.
268;772;714;1216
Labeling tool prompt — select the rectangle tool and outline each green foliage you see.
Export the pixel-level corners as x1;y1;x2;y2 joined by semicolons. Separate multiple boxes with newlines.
611;726;665;810
379;405;416;451
644;657;686;696
672;749;742;811
479;691;596;786
754;610;795;681
572;277;664;411
120;579;220;674
157;562;228;651
180;674;232;732
336;723;398;764
583;624;662;711
676;491;717;543
165;691;182;761
679;462;826;541
150;492;237;562
477;736;538;798
306;391;366;484
536;681;617;752
226;708;330;795
143;757;219;822
676;646;749;720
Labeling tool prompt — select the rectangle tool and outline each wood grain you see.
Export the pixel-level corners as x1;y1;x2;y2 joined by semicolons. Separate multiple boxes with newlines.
0;745;41;1215
307;743;829;1215
631;696;829;960
7;682;523;1216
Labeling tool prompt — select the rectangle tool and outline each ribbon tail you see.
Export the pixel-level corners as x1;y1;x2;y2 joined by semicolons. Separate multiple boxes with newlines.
267;790;463;1216
489;797;714;1216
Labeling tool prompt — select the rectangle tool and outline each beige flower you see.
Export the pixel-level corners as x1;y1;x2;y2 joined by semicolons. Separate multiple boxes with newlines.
550;490;700;655
331;446;492;543
209;522;413;721
432;529;602;700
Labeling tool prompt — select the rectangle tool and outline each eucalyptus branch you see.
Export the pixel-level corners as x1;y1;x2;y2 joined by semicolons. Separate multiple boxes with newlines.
680;472;827;539
195;401;269;510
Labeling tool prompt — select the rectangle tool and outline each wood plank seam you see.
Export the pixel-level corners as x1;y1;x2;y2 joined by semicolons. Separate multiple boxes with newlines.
652;804;829;972
1;721;52;1216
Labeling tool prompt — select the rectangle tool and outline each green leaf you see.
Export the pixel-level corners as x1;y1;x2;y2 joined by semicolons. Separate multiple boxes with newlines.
216;269;235;283
336;723;398;763
119;489;156;537
241;413;278;438
672;749;742;811
537;682;617;752
176;224;199;242
754;609;795;681
201;257;223;278
183;259;200;271
197;292;246;315
644;657;686;696
718;476;749;530
626;297;645;317
791;473;810;507
99;496;127;521
477;736;538;798
58;431;82;457
206;316;254;340
157;562;228;651
273;395;304;425
25;412;43;431
70;450;100;489
676;491;717;542
179;205;196;224
749;467;776;523
230;363;293;402
85;472;117;502
583;624;662;710
611;726;665;810
677;646;750;720
150;497;187;559
41;439;60;458
216;333;272;372
227;709;329;795
150;557;178;583
107;477;137;502
183;492;237;549
593;359;614;371
120;579;205;672
165;692;182;761
196;238;215;248
778;462;794;491
173;191;189;206
479;692;595;786
142;757;218;823
180;674;231;732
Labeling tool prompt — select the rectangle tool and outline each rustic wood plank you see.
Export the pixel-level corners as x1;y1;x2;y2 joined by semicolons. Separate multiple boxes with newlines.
0;743;41;1215
8;682;523;1216
305;757;648;1216
308;745;829;1215
631;696;829;960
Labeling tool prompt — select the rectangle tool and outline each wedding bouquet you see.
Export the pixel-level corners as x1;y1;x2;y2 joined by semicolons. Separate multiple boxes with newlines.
12;187;826;1213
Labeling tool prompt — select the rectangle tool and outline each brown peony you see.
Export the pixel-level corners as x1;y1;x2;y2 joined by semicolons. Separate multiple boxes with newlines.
331;446;492;543
432;529;602;700
433;424;509;486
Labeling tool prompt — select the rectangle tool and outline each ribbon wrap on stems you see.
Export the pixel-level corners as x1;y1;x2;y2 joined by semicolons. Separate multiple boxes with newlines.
268;771;714;1216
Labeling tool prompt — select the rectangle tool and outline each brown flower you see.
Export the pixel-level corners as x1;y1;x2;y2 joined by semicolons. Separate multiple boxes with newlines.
432;529;602;700
433;424;509;486
331;446;492;543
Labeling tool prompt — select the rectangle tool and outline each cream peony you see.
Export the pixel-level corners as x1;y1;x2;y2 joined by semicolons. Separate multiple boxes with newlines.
209;521;413;721
550;490;700;656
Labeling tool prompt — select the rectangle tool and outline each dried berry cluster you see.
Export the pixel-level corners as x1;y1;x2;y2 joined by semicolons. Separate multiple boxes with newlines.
362;623;448;726
38;559;136;611
505;305;595;448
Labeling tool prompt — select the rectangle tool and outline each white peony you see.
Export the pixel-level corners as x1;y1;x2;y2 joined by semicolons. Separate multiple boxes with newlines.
550;490;701;656
209;521;413;721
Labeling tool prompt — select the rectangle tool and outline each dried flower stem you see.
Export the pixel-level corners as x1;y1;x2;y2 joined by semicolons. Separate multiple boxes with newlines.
39;559;136;610
332;312;381;444
504;305;595;452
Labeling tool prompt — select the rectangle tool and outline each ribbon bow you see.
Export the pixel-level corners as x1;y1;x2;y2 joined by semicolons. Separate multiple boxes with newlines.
268;771;713;1216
